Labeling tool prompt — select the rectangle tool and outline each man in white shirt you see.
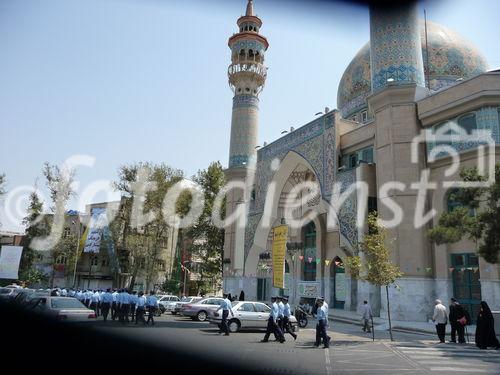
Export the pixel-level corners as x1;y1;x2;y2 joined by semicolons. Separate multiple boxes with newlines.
111;289;119;320
136;292;147;325
432;299;448;343
362;300;373;333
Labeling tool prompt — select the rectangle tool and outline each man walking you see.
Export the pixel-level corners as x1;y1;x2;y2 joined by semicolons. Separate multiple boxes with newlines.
277;296;285;332
314;299;330;348
362;300;373;333
449;298;467;343
216;293;234;336
111;289;119;320
129;290;138;321
433;299;448;343
136;292;147;325
146;290;158;326
101;288;113;321
261;296;285;343
282;296;297;341
119;289;131;323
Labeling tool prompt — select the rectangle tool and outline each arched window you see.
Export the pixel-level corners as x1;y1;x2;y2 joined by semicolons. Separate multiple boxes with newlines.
303;222;317;281
458;113;477;135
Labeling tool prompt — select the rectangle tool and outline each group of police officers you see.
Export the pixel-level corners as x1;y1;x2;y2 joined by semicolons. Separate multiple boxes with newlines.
55;288;159;325
55;287;331;347
216;293;331;348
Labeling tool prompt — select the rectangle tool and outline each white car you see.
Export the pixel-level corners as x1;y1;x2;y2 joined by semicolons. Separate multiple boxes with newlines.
173;296;203;315
158;295;180;313
207;300;299;333
28;296;97;322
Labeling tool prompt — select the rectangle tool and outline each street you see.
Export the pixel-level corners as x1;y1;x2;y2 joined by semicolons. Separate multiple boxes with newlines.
87;314;500;375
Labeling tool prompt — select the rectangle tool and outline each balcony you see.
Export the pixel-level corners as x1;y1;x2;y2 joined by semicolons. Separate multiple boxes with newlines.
228;62;267;87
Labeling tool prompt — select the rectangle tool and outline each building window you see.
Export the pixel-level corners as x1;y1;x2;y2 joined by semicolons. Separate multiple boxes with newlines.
458;113;477;135
55;255;68;265
368;197;377;213
101;257;109;267
446;188;475;215
63;227;71;238
361;111;368;122
91;256;99;266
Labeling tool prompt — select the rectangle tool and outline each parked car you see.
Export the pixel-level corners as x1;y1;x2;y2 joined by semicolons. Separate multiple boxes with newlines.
180;297;225;321
11;289;36;306
158;295;180;314
173;296;203;315
27;296;96;322
207;301;299;333
0;287;24;301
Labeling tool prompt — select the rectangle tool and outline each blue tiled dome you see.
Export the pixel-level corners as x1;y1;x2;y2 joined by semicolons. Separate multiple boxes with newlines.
337;21;489;120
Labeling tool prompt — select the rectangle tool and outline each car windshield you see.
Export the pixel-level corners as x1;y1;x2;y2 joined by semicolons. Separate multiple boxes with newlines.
180;297;191;302
51;298;86;309
0;288;12;294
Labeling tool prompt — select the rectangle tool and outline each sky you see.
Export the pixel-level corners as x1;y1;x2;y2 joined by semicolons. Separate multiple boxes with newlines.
1;0;499;233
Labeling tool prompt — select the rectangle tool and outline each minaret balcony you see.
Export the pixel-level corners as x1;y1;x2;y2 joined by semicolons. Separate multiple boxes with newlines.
228;62;267;86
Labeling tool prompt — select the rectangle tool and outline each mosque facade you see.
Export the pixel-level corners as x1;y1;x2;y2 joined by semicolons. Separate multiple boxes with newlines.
222;0;500;322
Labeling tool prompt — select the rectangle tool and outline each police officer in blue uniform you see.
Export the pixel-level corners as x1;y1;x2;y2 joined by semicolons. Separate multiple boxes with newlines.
261;297;285;343
216;293;234;336
282;296;297;340
314;299;330;348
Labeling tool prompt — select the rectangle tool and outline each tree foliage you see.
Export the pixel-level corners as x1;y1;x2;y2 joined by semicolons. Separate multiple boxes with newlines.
179;161;226;295
112;162;184;291
428;164;500;264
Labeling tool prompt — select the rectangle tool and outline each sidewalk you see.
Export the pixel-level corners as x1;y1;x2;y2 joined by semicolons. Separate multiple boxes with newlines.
328;308;477;336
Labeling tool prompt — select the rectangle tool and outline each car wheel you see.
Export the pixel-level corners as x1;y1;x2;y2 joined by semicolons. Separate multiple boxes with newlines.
197;311;207;322
228;319;240;333
154;310;162;317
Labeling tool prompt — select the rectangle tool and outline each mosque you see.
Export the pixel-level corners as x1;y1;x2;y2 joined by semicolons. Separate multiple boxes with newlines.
222;0;500;322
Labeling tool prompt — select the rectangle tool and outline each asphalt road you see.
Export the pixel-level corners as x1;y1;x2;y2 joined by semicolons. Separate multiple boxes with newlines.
88;313;500;375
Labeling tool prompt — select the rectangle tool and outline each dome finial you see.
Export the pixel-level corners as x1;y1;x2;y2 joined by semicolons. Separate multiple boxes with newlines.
246;0;254;17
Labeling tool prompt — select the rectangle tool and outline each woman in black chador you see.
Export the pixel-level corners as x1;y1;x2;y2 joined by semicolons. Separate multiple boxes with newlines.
475;301;500;349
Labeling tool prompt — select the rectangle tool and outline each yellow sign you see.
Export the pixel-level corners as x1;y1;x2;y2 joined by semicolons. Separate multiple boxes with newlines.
272;225;288;289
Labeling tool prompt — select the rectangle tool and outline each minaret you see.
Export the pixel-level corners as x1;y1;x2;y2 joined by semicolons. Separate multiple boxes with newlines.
224;0;268;280
369;2;425;92
367;2;432;321
227;0;268;169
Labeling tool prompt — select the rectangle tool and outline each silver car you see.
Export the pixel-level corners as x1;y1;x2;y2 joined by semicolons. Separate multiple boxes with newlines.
173;296;203;315
207;301;298;333
180;297;225;321
28;296;97;322
158;295;180;314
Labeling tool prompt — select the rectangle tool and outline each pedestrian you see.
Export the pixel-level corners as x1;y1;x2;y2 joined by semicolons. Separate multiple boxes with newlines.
314;299;330;348
121;289;131;323
475;301;500;349
260;296;285;343
277;296;285;333
239;290;245;301
101;288;113;321
146;290;158;326
129;290;138;321
216;293;234;336
90;290;100;317
362;300;373;333
282;296;297;341
432;299;447;343
111;289;119;320
449;297;467;343
136;292;147;325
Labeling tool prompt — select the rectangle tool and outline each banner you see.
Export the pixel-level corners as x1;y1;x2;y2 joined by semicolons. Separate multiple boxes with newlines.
83;207;107;253
298;281;320;298
0;246;23;279
272;224;288;289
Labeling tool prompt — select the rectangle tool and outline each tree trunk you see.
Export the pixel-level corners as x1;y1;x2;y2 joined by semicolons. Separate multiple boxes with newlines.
386;285;394;341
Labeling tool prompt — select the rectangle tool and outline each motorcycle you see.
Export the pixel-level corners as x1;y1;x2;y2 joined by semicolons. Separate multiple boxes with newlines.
294;306;309;328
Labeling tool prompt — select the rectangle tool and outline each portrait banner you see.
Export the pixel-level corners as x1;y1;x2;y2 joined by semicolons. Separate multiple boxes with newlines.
272;225;288;289
0;246;23;279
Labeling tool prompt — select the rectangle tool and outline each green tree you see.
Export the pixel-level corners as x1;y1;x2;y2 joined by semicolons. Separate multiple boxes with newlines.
180;162;226;295
351;212;403;341
428;164;500;264
112;162;184;291
20;190;50;283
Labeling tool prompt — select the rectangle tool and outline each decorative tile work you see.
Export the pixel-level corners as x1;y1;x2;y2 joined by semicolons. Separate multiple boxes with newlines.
426;107;500;159
244;213;262;258
369;3;425;92
231;39;266;56
233;94;259;108
229;94;260;168
336;169;358;248
338;21;488;119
